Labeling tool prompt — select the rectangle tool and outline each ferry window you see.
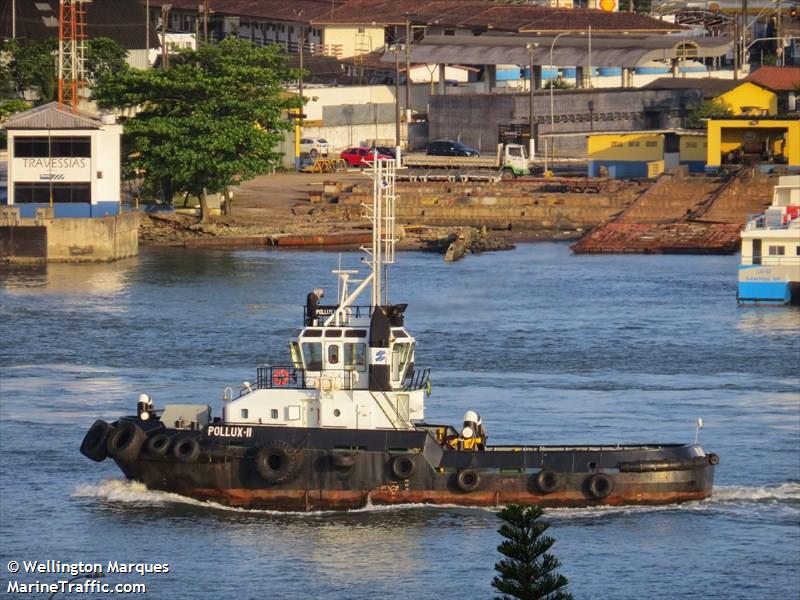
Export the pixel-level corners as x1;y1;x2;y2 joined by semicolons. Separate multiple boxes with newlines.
392;329;408;338
328;344;340;365
324;329;342;337
302;342;322;370
271;409;278;419
289;342;303;369
344;329;367;338
796;246;800;256
241;409;249;419
768;246;785;256
303;329;322;337
344;343;366;370
391;342;413;381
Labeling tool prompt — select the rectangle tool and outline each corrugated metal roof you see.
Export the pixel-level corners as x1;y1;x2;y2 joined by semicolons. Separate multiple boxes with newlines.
384;35;732;68
2;102;102;130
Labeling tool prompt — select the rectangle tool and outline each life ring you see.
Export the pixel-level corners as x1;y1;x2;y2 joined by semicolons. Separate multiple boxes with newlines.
145;432;172;457
456;469;480;492
536;470;562;494
106;420;145;462
272;368;290;386
80;419;111;462
587;473;614;499
172;436;201;463
390;455;416;480
255;441;299;483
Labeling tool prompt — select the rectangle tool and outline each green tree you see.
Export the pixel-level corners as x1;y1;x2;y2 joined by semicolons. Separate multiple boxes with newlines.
492;504;573;600
1;37;128;103
686;99;733;129
93;38;300;220
2;38;58;102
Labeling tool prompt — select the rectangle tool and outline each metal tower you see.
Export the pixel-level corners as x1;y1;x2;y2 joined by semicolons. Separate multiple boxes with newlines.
58;0;88;110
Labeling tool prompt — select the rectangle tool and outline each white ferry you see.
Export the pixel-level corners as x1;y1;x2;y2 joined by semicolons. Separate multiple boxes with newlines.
738;175;800;306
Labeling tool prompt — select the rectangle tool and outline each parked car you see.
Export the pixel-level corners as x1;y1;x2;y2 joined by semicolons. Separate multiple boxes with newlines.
340;147;393;167
426;139;480;157
372;146;396;159
299;138;330;158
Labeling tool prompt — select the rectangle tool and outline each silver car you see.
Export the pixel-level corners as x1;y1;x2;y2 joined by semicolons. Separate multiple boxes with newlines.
299;138;330;158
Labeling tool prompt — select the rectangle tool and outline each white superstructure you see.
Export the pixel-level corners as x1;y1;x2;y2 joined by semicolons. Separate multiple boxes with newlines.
738;175;800;305
222;155;428;430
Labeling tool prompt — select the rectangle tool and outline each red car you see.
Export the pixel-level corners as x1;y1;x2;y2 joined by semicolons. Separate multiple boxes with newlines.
340;147;393;167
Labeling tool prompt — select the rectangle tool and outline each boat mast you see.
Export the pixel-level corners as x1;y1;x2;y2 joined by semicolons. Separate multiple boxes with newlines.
363;154;397;307
326;155;397;325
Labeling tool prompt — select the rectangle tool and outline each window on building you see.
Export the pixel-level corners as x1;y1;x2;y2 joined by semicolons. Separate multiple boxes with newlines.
14;136;90;157
357;27;365;33
610;141;623;148
645;141;658;147
627;141;640;147
343;343;366;370
768;246;785;256
14;183;91;203
796;246;800;256
444;29;456;36
301;342;322;370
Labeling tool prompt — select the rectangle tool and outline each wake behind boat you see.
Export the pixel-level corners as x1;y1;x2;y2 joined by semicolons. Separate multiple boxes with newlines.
80;156;717;510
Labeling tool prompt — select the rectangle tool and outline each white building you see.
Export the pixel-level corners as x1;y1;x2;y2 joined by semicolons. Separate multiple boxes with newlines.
3;103;122;218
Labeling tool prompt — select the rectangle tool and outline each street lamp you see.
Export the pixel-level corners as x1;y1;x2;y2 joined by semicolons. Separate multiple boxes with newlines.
548;31;572;169
526;42;539;161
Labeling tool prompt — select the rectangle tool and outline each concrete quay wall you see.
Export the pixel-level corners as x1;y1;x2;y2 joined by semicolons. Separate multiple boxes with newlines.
0;208;141;263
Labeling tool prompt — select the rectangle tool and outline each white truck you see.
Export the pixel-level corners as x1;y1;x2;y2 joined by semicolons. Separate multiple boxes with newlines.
402;143;531;177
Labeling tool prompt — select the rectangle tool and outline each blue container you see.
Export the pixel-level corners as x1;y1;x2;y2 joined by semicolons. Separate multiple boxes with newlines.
542;68;559;80
497;67;522;82
635;65;670;74
598;67;622;77
562;67;577;79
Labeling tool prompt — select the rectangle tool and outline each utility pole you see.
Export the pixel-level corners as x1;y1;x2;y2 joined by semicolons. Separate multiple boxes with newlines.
161;4;171;69
393;41;401;150
527;42;538;160
12;0;16;39
404;15;411;119
203;0;209;45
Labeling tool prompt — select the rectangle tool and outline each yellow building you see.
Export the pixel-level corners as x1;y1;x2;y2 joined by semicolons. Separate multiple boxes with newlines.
716;82;778;117
588;130;707;178
706;119;800;169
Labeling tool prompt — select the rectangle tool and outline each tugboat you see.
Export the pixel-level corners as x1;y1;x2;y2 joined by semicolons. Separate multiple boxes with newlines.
81;157;718;510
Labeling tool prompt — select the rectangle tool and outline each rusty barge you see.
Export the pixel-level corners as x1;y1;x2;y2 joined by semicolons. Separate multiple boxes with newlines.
80;157;717;510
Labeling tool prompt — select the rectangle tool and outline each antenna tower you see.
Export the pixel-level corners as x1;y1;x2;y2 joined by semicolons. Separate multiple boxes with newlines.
58;0;88;110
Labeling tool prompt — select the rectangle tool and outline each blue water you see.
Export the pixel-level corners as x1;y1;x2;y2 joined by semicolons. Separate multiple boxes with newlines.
1;244;798;599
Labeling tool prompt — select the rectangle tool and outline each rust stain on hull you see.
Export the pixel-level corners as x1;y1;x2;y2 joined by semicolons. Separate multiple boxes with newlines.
182;487;711;511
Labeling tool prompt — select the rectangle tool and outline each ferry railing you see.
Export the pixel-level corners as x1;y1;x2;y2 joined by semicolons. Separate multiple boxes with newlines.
741;256;800;267
255;366;358;391
744;210;800;231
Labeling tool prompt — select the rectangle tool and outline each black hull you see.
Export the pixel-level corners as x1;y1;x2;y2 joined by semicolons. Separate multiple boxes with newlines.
85;419;717;511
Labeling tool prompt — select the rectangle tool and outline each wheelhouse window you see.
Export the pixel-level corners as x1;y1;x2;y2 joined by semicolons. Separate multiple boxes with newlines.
343;343;366;370
327;344;340;366
391;342;414;381
301;342;322;370
289;341;303;369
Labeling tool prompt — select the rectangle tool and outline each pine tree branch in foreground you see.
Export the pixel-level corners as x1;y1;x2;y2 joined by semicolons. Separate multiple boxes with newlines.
492;504;573;600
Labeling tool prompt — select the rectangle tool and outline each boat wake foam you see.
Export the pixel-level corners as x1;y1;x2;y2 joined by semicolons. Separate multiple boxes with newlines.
72;480;800;518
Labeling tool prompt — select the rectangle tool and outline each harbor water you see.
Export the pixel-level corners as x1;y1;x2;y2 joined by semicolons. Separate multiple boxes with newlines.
1;243;798;599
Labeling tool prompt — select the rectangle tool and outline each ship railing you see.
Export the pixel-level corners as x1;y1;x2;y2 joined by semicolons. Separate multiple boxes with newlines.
255;366;358;391
744;210;800;231
404;367;431;392
741;256;800;267
304;304;372;326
